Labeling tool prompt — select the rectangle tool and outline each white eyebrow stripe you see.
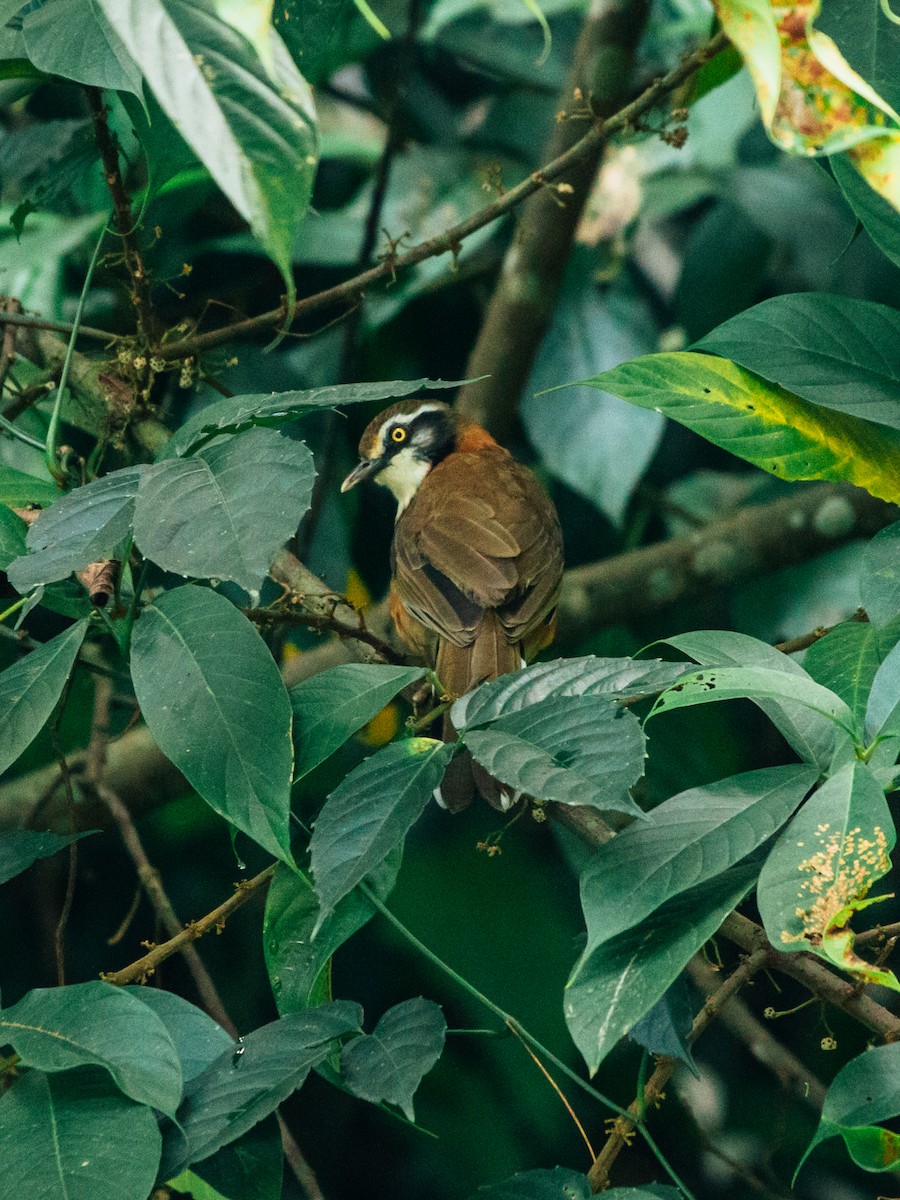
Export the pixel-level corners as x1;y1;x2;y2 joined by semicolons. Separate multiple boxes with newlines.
375;404;447;455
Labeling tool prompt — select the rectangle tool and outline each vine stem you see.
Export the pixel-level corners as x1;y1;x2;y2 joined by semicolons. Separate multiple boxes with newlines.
358;881;697;1200
45;218;110;483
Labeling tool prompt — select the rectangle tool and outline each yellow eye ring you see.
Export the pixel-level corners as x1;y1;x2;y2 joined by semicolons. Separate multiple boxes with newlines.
391;427;407;444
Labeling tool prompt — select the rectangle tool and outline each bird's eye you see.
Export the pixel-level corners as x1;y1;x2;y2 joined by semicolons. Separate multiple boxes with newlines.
391;427;407;444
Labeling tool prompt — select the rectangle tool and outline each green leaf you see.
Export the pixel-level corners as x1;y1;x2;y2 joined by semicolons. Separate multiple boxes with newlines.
451;656;687;731
96;0;317;296
831;150;900;267
0;1068;163;1200
310;738;455;921
649;665;857;741
565;865;757;1074
0;827;95;885
129;587;294;864
0;505;26;570
463;695;646;817
340;997;446;1121
803;621;884;732
133;429;314;596
273;0;353;85
629;978;698;1075
757;762;898;988
799;1043;900;1175
578;764;818;958
7;467;143;594
290;663;426;779
158;1002;362;1178
865;639;900;742
860;520;900;628
662;629;840;770
473;1169;592;1200
125;987;233;1083
817;0;900;113
163;378;468;458
0;464;60;506
0;980;183;1115
579;352;900;504
169;1116;284;1200
0;619;87;775
264;854;400;1013
696;294;900;429
22;0;144;95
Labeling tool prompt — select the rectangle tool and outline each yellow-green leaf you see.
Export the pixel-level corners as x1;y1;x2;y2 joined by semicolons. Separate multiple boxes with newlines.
579;351;900;504
713;1;781;123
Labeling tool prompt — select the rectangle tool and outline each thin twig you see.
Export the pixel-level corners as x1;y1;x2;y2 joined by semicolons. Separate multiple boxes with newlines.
0;297;22;396
774;609;868;656
505;1019;597;1163
0;309;120;344
155;30;730;362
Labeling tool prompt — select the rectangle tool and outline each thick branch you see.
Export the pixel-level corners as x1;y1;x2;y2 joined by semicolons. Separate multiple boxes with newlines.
457;0;651;439
154;31;729;363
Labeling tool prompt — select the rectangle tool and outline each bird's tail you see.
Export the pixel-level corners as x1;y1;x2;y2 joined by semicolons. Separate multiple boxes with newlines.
435;613;521;813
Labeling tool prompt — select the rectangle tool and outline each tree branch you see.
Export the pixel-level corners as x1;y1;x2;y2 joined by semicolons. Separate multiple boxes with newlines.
154;30;729;363
457;0;651;439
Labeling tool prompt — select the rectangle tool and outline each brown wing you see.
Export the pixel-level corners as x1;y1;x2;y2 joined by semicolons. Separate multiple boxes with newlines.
391;447;563;651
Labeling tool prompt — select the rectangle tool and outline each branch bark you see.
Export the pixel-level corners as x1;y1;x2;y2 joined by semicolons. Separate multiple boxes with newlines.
457;0;651;440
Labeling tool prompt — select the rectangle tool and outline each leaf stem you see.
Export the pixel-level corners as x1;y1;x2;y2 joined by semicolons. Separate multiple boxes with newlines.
0;411;46;452
45;219;110;483
0;595;28;624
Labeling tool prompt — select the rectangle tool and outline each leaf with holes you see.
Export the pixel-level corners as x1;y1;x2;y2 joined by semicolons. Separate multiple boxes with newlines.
0;1067;163;1200
757;762;898;989
340;998;445;1121
798;1043;900;1176
290;663;426;780
566;865;757;1074
696;294;900;430
134;429;314;596
0;981;183;1115
310;738;455;923
0;619;87;776
580;352;900;504
130;587;294;864
7;467;142;594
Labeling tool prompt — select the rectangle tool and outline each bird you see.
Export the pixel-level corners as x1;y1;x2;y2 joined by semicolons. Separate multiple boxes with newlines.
341;398;564;810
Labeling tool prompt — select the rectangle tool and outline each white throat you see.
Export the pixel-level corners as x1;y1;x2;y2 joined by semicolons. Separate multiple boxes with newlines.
376;447;431;516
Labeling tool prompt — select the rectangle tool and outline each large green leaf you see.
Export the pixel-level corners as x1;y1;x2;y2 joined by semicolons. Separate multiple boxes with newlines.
0;464;60;506
290;663;426;779
0;505;26;570
696;294;900;429
580;352;900;503
757;762;898;988
340;998;446;1121
803;621;885;732
463;695;646;817
0;827;94;885
662;629;840;770
130;587;294;864
817;0;900;113
451;656;687;730
125;987;233;1084
649;665;857;742
860;520;900;628
7;467;143;594
578;764;817;958
164;378;467;458
133;429;314;596
310;738;455;922
158;1003;362;1179
264;853;400;1013
831;150;900;268
273;0;353;84
798;1042;900;1175
0;619;87;775
0;1068;163;1200
565;865;757;1074
169;1117;283;1200
22;0;144;94
96;0;317;292
865;639;900;744
0;981;183;1116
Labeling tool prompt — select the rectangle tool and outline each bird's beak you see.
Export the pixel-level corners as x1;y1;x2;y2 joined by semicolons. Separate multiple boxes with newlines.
341;458;379;492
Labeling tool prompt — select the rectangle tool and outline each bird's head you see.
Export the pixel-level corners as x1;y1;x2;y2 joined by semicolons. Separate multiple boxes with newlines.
340;399;457;513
